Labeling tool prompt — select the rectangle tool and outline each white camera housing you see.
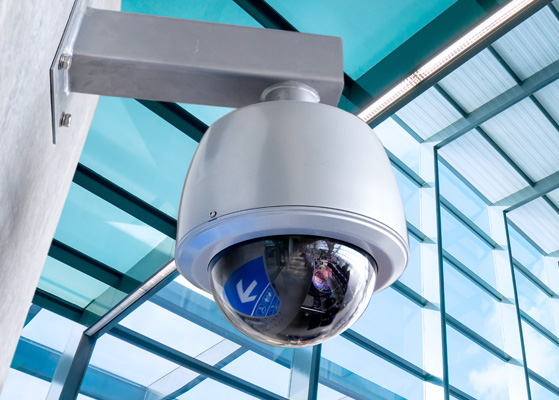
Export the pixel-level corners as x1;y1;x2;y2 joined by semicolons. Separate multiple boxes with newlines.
175;95;409;346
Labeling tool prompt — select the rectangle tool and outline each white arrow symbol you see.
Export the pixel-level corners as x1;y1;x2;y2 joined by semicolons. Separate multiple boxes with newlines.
237;279;257;303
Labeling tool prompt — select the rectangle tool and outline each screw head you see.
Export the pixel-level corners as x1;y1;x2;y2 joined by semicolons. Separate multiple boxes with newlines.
60;113;72;127
209;210;217;218
59;54;72;70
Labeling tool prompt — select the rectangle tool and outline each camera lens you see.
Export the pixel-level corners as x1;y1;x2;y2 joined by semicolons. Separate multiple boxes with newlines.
210;235;377;347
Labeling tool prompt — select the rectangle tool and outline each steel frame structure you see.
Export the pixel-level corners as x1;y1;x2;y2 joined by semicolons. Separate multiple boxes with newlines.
15;1;559;400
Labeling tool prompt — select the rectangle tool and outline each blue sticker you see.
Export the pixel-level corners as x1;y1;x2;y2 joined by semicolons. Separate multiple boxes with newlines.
223;256;279;317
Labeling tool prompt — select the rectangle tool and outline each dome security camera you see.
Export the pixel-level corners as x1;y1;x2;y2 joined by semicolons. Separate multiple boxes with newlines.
175;82;409;347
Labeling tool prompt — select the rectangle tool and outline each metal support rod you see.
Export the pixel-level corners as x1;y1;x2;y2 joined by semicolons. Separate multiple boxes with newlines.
69;8;343;107
58;334;97;400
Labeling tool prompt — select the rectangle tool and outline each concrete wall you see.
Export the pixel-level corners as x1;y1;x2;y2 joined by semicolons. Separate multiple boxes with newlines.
0;0;119;391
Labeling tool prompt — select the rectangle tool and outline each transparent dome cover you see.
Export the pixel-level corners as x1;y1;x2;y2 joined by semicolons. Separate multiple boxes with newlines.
210;235;377;347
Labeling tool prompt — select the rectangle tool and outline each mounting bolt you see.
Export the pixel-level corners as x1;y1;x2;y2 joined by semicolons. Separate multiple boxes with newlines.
60;113;72;127
59;54;72;70
209;210;217;218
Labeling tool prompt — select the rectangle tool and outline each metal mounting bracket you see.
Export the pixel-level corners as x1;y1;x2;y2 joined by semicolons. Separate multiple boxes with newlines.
49;0;94;144
50;3;344;144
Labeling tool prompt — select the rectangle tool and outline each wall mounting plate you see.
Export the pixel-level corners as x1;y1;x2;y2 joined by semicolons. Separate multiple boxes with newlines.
49;0;93;144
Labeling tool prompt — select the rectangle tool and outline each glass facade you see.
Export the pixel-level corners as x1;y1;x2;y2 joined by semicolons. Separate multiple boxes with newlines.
4;2;559;400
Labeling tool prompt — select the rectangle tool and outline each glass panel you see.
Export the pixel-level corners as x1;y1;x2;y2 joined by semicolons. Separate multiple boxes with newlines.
444;263;504;349
88;335;179;385
54;183;169;274
318;384;356;400
81;97;198;218
21;309;80;352
321;336;424;399
398;234;422;293
222;351;291;398
180;103;234;126
522;321;559;386
147;281;293;396
0;369;50;400
176;379;260;400
439;161;490;235
266;0;457;79
394;168;421;228
38;257;109;308
121;0;261;27
120;298;292;397
5;309;83;400
374;117;421;173
509;226;548;284
529;378;559;400
516;272;557;335
120;301;227;358
442;208;496;287
351;288;423;367
447;326;511;400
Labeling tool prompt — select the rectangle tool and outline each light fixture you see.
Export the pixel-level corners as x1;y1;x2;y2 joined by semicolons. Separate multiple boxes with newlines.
357;0;542;124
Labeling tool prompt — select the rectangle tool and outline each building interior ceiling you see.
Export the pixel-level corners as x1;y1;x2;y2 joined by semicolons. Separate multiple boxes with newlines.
4;1;559;399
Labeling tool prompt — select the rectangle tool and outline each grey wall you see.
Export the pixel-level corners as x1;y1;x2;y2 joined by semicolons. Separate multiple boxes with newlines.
0;0;119;391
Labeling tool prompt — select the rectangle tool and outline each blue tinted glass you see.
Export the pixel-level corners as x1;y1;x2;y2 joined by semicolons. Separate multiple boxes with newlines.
439;162;490;234
351;288;423;366
81;97;198;217
176;379;260;399
266;0;457;79
444;263;504;349
122;0;261;27
321;336;424;399
180;104;234;126
394;168;421;228
38;257;109;308
375;118;421;174
54;183;169;274
447;326;511;399
4;310;81;400
442;208;496;287
0;370;50;400
522;321;559;386
529;378;559;400
149;280;293;393
516;273;557;335
509;226;547;284
398;235;422;293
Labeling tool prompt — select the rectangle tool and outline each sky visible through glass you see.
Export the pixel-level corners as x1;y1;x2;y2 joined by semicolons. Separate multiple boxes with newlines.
4;1;559;400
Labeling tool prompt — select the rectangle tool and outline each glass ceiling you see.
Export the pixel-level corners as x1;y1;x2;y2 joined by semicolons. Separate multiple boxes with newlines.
5;1;559;399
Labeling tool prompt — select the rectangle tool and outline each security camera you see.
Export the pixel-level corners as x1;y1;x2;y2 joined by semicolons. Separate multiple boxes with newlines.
175;82;409;347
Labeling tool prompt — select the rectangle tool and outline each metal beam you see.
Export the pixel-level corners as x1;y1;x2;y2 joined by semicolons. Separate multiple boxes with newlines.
10;337;146;400
137;100;206;143
84;260;178;339
430;59;559;145
391;281;429;308
32;289;83;323
110;325;287;400
440;196;498;248
513;259;556;297
446;315;511;362
442;250;505;302
23;305;42;328
58;334;97;400
341;330;432;381
149;281;423;400
49;239;125;289
73;163;177;238
69;8;343;107
160;347;248;400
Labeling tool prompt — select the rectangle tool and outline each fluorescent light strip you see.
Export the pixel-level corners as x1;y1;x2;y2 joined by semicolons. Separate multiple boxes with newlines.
357;0;538;123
